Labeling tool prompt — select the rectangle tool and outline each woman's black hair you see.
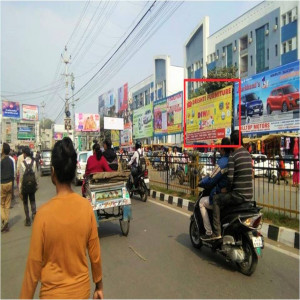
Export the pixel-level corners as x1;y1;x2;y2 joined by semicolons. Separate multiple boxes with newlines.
221;137;231;155
51;137;77;184
93;143;102;161
104;138;112;149
230;130;243;146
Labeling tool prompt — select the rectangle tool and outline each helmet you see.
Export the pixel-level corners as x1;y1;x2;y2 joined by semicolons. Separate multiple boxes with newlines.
135;140;142;149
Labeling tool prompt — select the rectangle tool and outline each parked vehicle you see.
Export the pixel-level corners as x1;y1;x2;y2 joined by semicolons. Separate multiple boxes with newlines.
85;172;131;236
251;154;268;177
267;84;299;114
190;191;264;276
40;150;52;176
143;109;152;124
237;92;263;118
74;151;93;186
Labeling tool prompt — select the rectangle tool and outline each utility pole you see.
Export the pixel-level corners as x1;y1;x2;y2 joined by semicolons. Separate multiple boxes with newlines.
61;46;71;135
41;101;46;149
71;73;79;149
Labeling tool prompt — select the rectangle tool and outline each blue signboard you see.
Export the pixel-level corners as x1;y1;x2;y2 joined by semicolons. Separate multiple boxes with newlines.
2;100;20;118
234;61;300;135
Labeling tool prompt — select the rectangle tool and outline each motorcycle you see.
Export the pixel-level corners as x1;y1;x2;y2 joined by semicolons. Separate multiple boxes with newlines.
126;167;149;202
189;191;264;276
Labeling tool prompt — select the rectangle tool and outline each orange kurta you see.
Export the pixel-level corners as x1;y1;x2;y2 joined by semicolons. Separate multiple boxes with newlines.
20;193;102;299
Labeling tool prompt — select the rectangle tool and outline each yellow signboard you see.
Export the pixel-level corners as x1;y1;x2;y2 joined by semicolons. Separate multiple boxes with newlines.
186;86;232;144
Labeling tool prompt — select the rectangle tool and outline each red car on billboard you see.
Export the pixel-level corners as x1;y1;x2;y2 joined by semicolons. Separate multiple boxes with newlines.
266;84;299;114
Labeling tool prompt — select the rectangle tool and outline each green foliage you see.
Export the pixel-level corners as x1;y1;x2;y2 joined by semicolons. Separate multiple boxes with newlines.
262;210;299;231
191;65;238;98
40;118;54;129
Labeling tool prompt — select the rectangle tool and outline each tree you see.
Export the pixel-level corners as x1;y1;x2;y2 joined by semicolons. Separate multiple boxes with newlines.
40;118;54;129
191;65;238;98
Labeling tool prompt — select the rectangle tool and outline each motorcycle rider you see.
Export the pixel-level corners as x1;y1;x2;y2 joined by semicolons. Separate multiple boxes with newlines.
198;138;231;240
128;141;143;188
203;130;253;241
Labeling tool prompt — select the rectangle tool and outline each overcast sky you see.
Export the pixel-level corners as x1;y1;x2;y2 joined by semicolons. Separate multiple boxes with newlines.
1;0;260;123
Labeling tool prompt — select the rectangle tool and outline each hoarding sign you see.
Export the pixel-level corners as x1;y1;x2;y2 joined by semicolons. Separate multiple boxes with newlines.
22;104;39;121
111;130;120;147
121;123;132;146
167;91;183;134
98;94;106;116
2;100;20;118
106;89;114;108
17;125;35;140
75;113;100;132
133;103;153;139
154;98;167;136
234;60;300;135
104;117;124;130
186;86;232;144
118;83;128;112
54;132;69;140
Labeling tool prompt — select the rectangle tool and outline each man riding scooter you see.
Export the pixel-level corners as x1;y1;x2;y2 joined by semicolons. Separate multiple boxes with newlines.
198;138;231;240
127;141;143;188
203;130;253;241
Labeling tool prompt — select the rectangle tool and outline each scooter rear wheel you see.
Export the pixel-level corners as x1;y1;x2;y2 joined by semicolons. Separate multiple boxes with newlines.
189;220;202;249
236;236;258;276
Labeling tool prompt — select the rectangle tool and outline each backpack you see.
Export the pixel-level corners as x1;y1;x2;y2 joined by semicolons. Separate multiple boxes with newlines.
138;151;146;173
22;160;37;194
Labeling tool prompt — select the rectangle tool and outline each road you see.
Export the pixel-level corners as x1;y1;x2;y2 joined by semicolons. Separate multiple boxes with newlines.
1;175;299;299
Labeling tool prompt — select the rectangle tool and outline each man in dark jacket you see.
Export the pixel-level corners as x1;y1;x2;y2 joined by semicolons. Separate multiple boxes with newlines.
1;143;14;232
103;139;118;171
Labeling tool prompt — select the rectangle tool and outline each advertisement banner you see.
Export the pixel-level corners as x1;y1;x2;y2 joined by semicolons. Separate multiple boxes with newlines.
22;104;39;121
234;60;300;135
154;98;167;136
104;117;124;130
54;132;69;140
121;123;133;146
111;130;120;147
118;83;128;112
98;93;106;116
133;103;153;139
2;100;20;118
75;113;100;132
186;86;232;144
106;89;114;109
167;91;183;134
17;125;35;140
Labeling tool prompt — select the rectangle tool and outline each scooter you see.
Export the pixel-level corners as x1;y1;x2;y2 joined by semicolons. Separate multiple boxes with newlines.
189;191;264;276
126;168;149;202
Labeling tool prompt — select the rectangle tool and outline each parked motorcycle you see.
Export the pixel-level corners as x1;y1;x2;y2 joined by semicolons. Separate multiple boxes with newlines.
126;168;149;202
189;191;264;276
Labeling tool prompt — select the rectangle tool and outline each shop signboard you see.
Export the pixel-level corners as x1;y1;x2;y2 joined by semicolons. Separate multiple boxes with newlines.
22;104;39;121
75;113;100;132
111;130;120;147
133;103;153;139
186;86;232;144
118;83;128;112
2;100;20;118
121;123;132;146
234;60;300;135
154;91;183;136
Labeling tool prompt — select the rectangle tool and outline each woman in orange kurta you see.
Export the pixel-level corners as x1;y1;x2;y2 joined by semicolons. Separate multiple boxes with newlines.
20;137;103;299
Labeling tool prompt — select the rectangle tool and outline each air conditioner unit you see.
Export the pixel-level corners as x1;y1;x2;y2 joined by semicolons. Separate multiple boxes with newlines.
273;24;278;30
265;29;269;36
249;37;253;43
215;55;219;60
222;52;226;57
293;15;297;21
233;46;237;51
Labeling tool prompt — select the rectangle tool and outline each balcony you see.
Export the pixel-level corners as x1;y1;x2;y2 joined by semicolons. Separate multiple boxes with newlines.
240;47;248;57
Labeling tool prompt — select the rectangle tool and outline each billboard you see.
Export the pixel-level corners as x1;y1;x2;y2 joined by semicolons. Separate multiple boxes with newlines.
17;125;35;140
106;89;114;108
98;93;106;116
2;100;20;118
54;132;69;140
111;130;120;147
234;60;300;135
75;113;100;132
133;103;153;139
118;83;128;112
121;123;133;146
186;86;233;144
104;117;124;130
154;91;183;136
22;104;39;121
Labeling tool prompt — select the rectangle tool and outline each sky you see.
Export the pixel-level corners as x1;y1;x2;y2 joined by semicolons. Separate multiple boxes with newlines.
1;0;261;123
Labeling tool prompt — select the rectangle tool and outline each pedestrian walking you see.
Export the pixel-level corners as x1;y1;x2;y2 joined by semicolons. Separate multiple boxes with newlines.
20;137;104;299
35;151;40;171
1;143;14;232
9;149;16;207
16;149;25;192
19;147;38;226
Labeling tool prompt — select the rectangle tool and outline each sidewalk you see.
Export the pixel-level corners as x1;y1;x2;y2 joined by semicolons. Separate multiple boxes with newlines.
149;189;299;250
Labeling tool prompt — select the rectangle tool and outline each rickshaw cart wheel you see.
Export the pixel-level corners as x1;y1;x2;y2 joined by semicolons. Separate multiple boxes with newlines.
120;220;130;236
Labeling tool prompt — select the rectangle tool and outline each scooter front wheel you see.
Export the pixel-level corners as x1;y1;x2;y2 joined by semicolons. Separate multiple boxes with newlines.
236;236;258;276
189;219;202;249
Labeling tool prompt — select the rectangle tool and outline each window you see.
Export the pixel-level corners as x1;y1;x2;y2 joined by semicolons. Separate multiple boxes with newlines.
282;14;286;26
288;40;292;51
288;11;292;23
256;26;265;73
275;44;278;56
235;40;237;47
251;55;253;66
275;17;278;26
266;23;269;31
267;48;269;60
283;42;287;54
217;49;219;58
250;31;253;39
226;44;233;67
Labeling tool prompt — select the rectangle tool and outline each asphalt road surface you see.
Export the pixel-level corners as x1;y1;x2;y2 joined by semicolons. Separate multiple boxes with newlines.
1;175;299;299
